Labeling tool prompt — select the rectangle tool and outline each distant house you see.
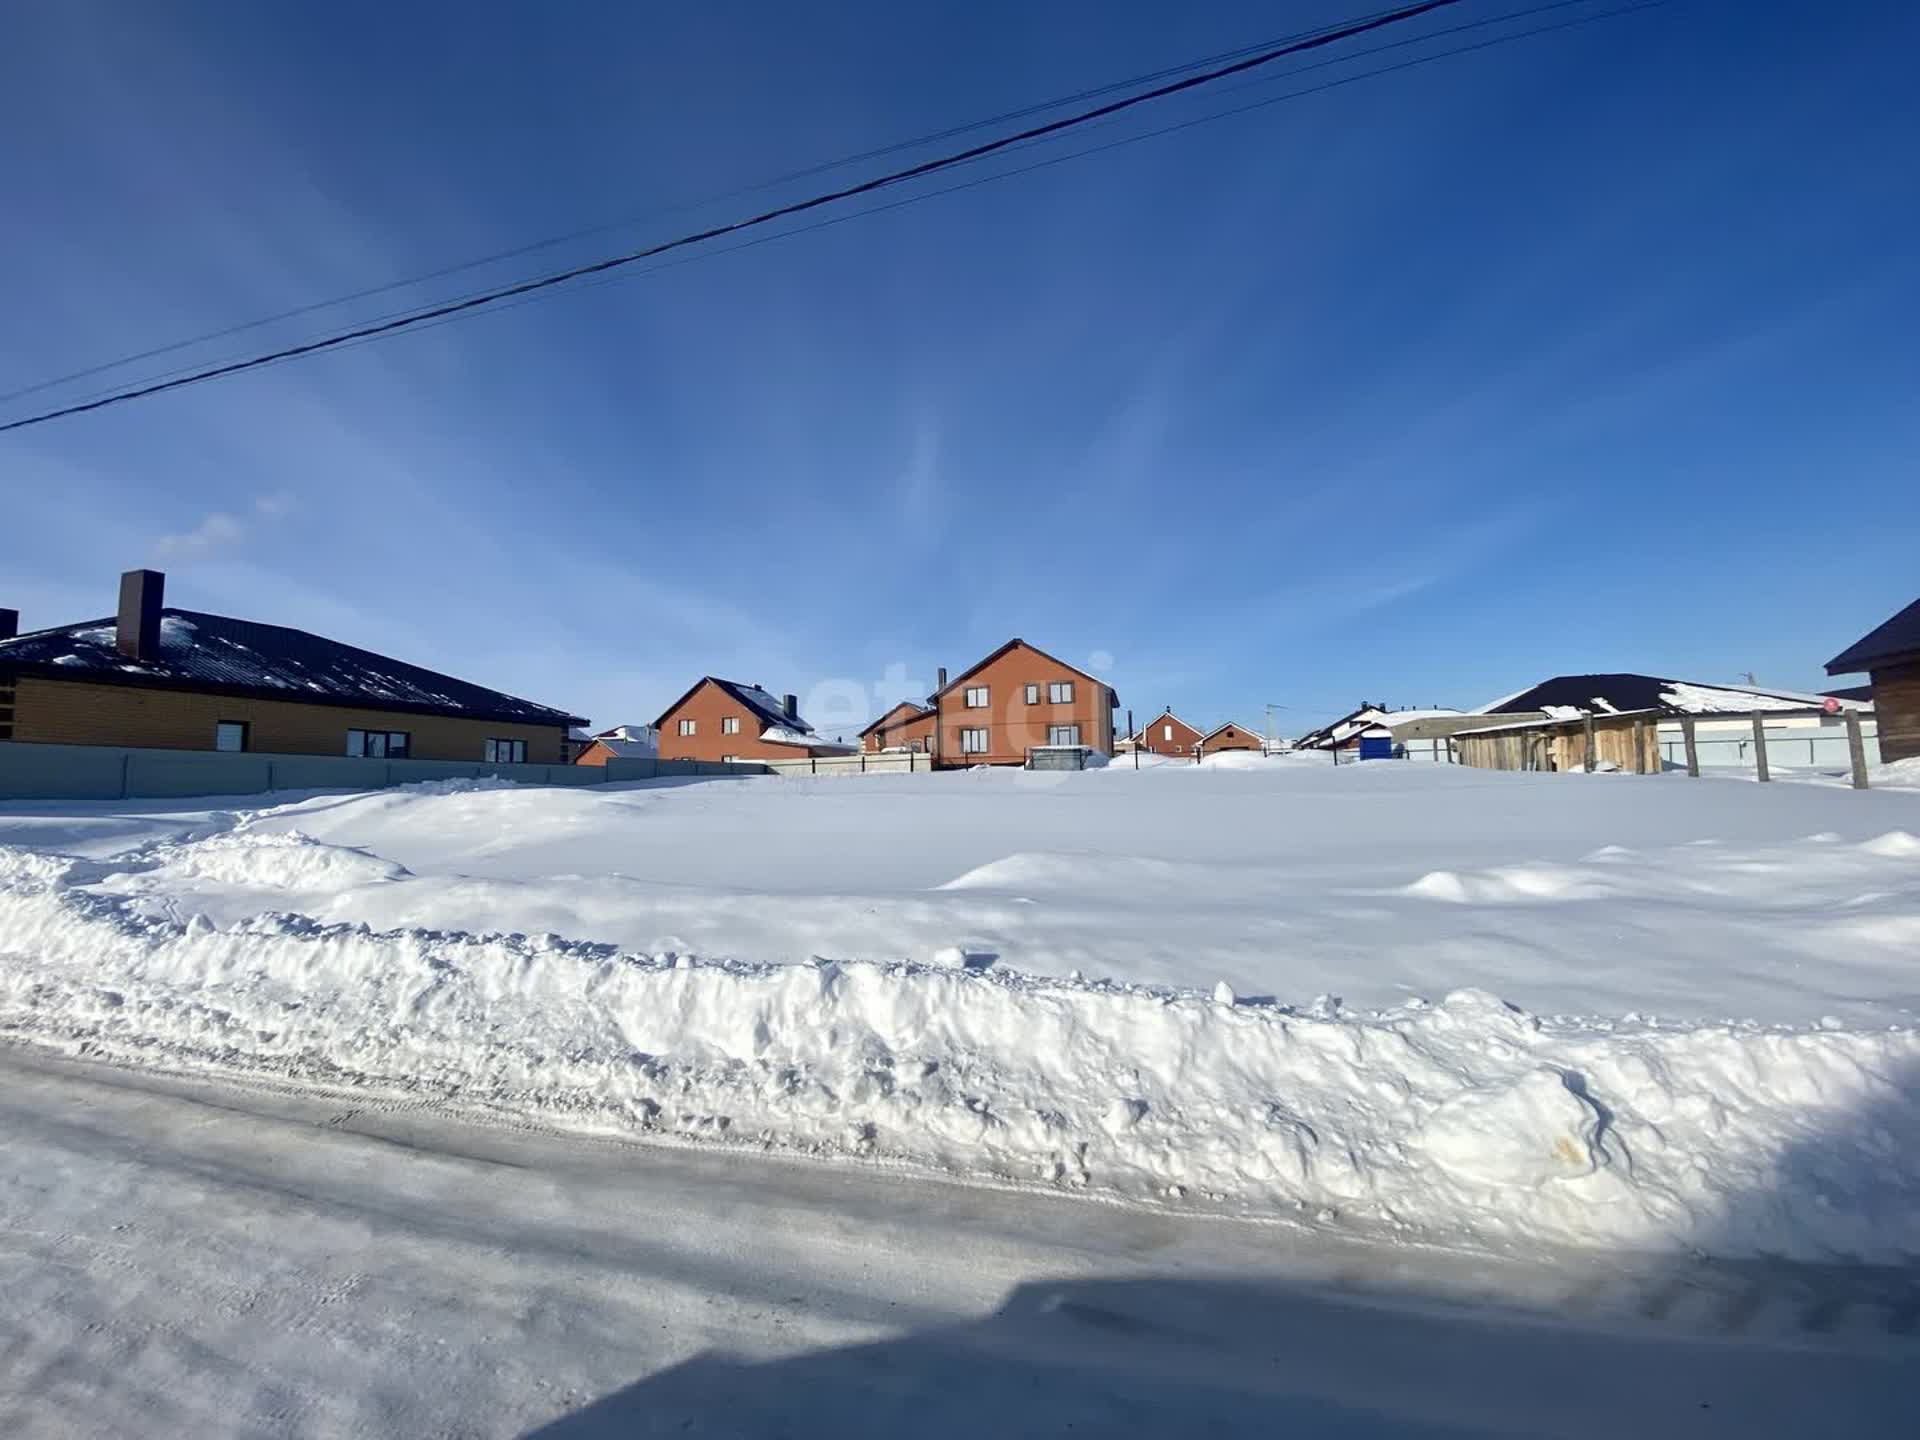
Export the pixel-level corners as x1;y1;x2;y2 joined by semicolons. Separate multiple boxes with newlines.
574;723;659;767
1131;708;1204;758
0;569;585;762
653;677;854;763
929;639;1118;767
1827;598;1920;763
859;700;935;754
1295;703;1396;752
1197;722;1265;757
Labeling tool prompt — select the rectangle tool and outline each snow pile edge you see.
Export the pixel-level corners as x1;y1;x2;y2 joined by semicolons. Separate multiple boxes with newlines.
1;845;1915;1261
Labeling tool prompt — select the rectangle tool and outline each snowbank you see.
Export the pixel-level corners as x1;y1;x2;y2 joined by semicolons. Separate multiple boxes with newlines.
3;842;1914;1262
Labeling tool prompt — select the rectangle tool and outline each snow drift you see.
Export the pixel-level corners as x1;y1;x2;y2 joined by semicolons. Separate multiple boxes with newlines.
2;840;1914;1262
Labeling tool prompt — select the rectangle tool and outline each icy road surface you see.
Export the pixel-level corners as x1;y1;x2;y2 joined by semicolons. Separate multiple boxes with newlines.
2;1048;1915;1440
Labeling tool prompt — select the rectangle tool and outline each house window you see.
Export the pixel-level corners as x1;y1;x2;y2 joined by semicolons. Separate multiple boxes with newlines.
678;718;697;736
1163;723;1174;742
484;738;527;764
721;754;737;763
722;716;740;735
960;728;989;754
215;720;249;753
346;729;410;758
1049;681;1074;704
1024;683;1040;705
1048;725;1081;746
964;686;989;709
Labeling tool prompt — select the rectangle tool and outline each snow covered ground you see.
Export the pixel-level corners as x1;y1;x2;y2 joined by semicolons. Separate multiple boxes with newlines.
3;757;1918;1267
4;1048;1914;1440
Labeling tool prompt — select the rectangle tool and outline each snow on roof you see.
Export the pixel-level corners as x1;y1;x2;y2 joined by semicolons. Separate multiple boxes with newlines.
761;725;856;753
654;678;829;738
590;737;656;758
0;608;585;727
1478;674;1867;719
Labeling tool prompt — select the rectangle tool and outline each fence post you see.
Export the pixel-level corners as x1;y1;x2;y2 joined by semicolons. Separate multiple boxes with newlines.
1845;709;1870;790
1584;713;1598;773
120;753;131;800
1750;713;1770;783
860;752;866;774
810;755;817;776
1682;718;1700;777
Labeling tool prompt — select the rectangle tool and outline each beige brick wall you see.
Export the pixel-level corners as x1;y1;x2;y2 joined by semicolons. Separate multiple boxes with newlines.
12;676;567;763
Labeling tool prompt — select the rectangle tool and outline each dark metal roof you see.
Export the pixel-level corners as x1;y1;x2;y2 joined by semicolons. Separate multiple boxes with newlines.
0;608;586;727
1484;673;1850;716
651;676;820;736
1826;597;1920;674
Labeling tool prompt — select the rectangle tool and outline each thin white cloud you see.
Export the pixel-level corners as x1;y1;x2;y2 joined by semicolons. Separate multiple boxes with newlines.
153;494;293;561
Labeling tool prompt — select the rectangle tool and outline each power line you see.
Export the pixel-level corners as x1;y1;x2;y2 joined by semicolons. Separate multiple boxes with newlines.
0;0;1470;435
31;0;1635;416
0;7;1425;410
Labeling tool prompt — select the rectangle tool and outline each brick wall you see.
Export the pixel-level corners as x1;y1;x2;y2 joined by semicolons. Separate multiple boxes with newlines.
12;676;567;763
656;679;844;761
935;645;1114;766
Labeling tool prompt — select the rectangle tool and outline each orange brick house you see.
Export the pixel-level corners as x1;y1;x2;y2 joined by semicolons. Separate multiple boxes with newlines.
653;677;854;763
931;639;1117;767
1197;721;1266;757
1132;708;1204;758
859;700;936;754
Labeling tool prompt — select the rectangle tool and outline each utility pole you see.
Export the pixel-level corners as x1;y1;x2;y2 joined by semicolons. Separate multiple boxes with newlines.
1264;703;1288;755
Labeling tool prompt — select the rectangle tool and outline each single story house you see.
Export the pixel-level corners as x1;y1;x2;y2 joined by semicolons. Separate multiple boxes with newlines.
1296;704;1463;752
1196;721;1265;757
653;677;854;763
574;723;659;766
1826;597;1920;763
929;638;1118;767
859;700;936;754
0;569;585;762
1130;708;1204;758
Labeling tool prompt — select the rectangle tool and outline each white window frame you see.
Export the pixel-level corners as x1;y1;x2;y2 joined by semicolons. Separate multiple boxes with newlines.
1049;681;1074;704
1163;723;1174;742
720;754;737;763
346;728;410;759
215;720;248;753
1048;724;1081;746
721;715;740;735
964;686;989;709
1024;683;1039;705
678;718;697;736
960;728;989;754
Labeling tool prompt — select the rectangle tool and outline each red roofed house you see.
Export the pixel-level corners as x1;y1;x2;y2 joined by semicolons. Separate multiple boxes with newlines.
931;639;1117;767
859;700;935;754
653;677;854;763
1132;708;1204;758
1197;722;1266;758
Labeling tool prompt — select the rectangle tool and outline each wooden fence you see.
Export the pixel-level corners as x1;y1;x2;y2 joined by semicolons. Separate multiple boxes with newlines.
1450;706;1874;789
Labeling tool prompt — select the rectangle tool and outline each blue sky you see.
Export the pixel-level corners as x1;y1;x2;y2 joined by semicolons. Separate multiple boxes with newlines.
4;0;1916;739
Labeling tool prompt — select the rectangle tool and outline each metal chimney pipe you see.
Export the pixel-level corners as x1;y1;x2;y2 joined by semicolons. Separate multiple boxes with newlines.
936;667;947;691
117;569;165;661
0;608;17;642
782;693;799;719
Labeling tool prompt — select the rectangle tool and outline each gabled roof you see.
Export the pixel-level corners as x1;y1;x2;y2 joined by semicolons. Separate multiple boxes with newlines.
1826;597;1920;674
0;608;585;727
858;700;931;738
932;638;1119;708
1199;721;1265;743
652;676;819;735
1478;673;1867;717
1130;708;1202;742
1295;705;1390;749
583;736;655;758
